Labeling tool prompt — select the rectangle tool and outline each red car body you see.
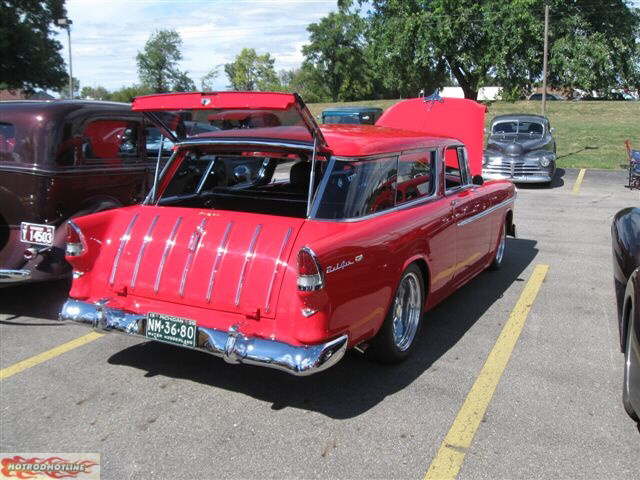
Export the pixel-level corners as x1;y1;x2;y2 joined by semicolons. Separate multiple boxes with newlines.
60;92;515;375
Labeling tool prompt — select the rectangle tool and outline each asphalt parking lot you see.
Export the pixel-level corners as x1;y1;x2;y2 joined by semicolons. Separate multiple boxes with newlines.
1;168;639;480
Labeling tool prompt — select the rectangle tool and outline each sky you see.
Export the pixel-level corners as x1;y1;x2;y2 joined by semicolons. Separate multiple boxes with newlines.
55;0;339;92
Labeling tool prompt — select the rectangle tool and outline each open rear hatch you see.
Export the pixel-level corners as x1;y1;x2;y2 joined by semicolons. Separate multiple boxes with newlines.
132;91;327;148
93;207;302;319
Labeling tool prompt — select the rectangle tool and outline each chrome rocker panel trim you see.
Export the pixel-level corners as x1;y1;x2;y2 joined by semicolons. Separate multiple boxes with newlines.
59;299;348;376
0;269;31;283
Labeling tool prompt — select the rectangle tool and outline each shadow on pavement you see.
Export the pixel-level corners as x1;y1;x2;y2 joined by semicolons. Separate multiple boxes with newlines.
108;237;539;419
0;279;70;323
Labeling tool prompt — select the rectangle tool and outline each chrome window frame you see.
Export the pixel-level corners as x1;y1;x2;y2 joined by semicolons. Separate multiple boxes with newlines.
443;144;471;196
310;148;439;223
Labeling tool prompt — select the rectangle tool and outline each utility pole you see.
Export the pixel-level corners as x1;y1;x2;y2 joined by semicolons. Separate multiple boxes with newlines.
57;18;74;99
541;4;550;116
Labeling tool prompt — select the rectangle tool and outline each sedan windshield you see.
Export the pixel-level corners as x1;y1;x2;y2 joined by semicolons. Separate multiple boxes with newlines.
493;121;544;135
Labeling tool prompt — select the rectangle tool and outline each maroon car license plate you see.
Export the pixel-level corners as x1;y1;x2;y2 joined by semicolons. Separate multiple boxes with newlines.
20;222;55;246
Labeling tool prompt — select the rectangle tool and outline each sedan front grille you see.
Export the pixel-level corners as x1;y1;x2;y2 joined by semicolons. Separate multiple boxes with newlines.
484;161;546;176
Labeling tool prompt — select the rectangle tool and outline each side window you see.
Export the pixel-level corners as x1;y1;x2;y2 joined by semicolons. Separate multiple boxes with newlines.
444;147;467;191
396;150;435;205
145;126;175;159
82;119;140;164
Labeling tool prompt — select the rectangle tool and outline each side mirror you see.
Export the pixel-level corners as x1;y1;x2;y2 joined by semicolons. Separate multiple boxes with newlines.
472;175;484;186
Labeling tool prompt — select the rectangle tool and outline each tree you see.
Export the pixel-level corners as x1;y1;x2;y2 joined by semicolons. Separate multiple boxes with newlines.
302;8;373;101
224;48;280;91
108;84;152;103
136;29;194;93
546;0;640;95
0;0;69;92
366;0;640;99
200;67;220;91
80;86;110;100
279;66;331;103
55;76;79;99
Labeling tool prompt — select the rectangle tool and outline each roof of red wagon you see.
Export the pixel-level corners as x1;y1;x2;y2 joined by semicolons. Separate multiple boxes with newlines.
190;124;456;157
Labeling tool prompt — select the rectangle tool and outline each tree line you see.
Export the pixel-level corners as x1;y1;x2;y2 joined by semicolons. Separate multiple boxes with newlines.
2;0;639;103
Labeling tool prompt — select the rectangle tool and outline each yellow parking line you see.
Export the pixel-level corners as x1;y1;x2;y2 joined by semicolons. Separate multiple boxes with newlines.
0;332;103;380
571;169;586;194
424;264;549;480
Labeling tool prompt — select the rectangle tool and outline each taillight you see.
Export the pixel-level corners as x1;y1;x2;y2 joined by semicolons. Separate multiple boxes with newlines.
297;247;324;291
65;221;85;256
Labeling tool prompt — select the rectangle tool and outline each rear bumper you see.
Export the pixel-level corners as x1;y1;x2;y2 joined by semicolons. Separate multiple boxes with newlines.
59;299;348;376
0;269;31;283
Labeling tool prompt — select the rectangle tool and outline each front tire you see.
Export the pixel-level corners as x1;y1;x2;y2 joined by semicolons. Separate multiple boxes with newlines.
623;309;639;421
368;264;425;363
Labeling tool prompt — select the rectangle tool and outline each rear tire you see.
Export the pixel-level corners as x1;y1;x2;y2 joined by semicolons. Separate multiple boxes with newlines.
489;224;507;271
368;264;425;364
623;309;639;421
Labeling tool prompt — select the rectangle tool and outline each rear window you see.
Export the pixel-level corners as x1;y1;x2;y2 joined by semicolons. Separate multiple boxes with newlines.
158;149;325;218
313;150;436;220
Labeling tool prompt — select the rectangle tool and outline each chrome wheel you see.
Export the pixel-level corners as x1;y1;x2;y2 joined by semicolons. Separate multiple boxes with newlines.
495;228;506;264
391;271;422;351
623;314;639;421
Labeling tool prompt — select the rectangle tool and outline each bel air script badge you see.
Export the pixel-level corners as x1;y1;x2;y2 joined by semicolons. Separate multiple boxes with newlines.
326;254;364;274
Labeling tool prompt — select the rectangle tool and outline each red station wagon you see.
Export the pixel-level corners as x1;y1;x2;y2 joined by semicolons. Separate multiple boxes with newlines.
59;92;516;376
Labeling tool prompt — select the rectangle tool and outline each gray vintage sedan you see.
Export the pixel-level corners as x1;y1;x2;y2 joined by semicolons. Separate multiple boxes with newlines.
482;114;556;185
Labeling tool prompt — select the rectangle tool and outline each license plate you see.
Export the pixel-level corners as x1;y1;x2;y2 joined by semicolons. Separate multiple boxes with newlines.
20;222;55;246
145;313;197;348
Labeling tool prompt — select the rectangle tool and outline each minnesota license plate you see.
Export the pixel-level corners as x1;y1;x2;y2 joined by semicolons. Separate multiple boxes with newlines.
145;313;197;348
20;222;55;246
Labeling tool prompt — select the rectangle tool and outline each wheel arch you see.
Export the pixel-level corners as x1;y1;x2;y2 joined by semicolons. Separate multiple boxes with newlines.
401;255;430;306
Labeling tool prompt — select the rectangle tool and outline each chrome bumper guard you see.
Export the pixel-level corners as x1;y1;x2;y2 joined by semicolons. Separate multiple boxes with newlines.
59;299;348;376
0;269;31;283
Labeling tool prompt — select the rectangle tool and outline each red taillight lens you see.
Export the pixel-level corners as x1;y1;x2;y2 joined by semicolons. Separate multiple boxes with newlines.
297;247;324;291
65;221;85;256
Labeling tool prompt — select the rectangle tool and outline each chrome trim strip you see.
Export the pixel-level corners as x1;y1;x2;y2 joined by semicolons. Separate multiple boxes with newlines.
457;197;515;227
0;269;31;283
109;214;139;286
154;216;183;293
265;227;293;313
0;163;155;176
59;298;349;376
235;224;262;306
177;139;315;151
179;218;208;297
130;215;159;289
206;221;233;303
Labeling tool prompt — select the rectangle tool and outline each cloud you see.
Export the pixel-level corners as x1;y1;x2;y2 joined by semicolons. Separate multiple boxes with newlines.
57;0;337;91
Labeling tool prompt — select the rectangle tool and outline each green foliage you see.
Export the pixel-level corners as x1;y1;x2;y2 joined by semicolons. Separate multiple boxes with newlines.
55;76;79;99
279;65;331;103
0;0;69;92
302;8;372;101
108;84;152;103
79;85;110;100
136;29;194;93
224;48;280;91
200;67;220;91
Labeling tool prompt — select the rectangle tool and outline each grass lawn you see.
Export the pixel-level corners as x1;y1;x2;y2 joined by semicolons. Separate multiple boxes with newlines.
309;99;639;169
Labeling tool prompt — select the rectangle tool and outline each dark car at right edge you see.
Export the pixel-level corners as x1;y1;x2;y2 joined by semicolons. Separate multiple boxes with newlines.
611;207;640;422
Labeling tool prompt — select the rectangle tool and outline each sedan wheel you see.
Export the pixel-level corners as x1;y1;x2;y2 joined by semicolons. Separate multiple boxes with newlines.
489;225;507;270
368;264;425;363
623;312;639;421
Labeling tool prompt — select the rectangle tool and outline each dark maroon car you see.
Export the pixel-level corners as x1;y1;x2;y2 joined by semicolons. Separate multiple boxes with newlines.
0;100;160;285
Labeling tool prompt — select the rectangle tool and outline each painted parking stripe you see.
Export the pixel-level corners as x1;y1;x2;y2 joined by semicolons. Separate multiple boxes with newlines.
571;169;586;194
424;264;549;480
0;332;103;380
